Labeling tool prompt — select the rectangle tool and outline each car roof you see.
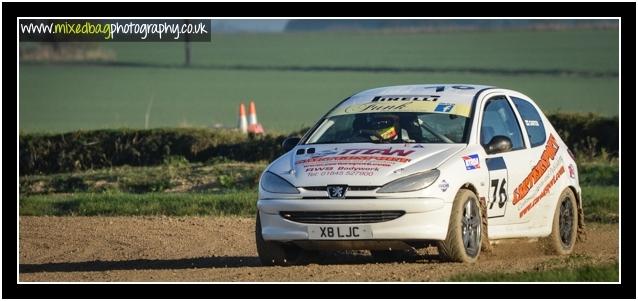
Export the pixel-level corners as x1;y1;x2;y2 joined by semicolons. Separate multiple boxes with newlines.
346;84;494;106
327;84;495;117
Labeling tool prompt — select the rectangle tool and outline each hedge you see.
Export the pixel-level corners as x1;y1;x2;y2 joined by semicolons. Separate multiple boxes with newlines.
19;128;288;175
19;113;617;175
546;113;618;158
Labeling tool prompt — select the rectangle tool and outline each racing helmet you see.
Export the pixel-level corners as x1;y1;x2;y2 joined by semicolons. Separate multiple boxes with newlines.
367;114;399;141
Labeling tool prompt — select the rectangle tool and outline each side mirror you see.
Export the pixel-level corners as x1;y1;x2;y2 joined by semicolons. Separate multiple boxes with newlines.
486;135;513;154
281;137;301;153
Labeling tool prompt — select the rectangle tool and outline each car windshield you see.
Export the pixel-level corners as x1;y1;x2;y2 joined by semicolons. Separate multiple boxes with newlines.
306;112;469;144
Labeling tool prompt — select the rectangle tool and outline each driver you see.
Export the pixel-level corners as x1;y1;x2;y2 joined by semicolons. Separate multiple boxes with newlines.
355;114;401;142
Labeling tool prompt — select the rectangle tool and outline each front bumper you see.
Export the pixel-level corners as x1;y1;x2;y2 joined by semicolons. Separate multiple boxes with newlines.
257;197;452;242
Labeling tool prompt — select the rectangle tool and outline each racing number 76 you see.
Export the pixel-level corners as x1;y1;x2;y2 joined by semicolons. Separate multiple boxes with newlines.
490;178;508;209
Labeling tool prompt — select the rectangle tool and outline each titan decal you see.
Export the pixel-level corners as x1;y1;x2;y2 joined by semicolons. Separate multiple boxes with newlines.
339;148;415;156
295;147;416;177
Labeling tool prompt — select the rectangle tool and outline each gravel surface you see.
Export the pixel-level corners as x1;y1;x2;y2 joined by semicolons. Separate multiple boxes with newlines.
19;216;618;282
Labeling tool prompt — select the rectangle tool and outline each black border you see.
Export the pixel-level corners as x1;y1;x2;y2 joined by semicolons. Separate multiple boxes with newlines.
5;1;635;299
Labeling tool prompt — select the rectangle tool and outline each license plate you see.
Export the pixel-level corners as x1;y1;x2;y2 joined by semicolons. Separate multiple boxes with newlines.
307;225;372;240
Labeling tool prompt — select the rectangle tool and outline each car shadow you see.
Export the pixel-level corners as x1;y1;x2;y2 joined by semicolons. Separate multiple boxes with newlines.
312;250;443;265
19;256;262;274
20;251;444;274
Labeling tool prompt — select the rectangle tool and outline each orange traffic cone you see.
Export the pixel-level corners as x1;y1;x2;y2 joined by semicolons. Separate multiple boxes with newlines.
248;100;258;126
238;103;248;133
247;100;265;134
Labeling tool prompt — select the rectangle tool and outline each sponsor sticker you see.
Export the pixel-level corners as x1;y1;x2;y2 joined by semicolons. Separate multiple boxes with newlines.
519;166;565;218
296;147;416;177
438;180;449;192
328;101;471;117
568;164;576;179
434;103;455;113
372;95;440;102
463;154;480;170
515;156;564;212
512;134;560;206
524;119;540;127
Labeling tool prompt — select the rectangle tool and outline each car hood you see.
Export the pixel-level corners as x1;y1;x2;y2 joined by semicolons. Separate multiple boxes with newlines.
268;143;466;187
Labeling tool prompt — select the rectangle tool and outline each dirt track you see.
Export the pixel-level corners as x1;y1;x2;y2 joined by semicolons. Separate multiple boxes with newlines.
19;216;618;282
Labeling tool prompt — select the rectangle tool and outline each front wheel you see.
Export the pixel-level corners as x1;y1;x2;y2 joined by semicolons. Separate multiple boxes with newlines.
544;188;578;255
255;213;302;266
437;189;483;263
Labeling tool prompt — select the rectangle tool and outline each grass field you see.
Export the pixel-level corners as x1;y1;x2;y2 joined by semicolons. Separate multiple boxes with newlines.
19;191;258;216
448;261;618;282
18;186;619;220
103;30;619;73
19;65;618;132
19;29;619;133
18;186;618;220
19;160;618;220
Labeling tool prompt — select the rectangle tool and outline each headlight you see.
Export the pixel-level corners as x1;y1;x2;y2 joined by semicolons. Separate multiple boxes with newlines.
377;169;440;193
260;171;300;194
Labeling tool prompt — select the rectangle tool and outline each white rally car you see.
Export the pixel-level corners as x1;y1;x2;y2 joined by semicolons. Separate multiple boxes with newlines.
256;84;582;265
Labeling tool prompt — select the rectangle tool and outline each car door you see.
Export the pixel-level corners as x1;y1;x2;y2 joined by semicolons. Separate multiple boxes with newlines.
478;95;531;225
508;95;558;226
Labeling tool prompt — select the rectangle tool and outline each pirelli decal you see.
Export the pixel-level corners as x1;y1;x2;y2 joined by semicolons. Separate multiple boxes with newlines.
371;95;440;102
511;134;560;206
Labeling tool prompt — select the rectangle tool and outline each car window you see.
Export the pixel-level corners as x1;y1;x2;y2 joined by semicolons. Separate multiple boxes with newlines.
418;113;466;143
480;96;525;150
307;112;469;144
512;96;547;147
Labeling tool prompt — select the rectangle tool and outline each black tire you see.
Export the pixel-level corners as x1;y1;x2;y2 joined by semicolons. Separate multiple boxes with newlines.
544;188;578;255
437;189;483;263
255;213;302;266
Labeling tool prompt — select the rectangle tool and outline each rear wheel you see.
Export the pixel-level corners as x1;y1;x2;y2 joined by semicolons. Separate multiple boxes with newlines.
255;213;302;266
437;189;482;263
544;188;578;255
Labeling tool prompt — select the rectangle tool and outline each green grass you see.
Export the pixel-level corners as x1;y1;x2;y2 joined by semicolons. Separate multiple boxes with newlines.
18;185;617;219
19;159;617;219
19;191;257;216
100;30;618;73
19;159;614;194
19;29;619;133
449;261;618;282
582;186;619;223
578;161;619;186
19;65;618;133
19;160;266;194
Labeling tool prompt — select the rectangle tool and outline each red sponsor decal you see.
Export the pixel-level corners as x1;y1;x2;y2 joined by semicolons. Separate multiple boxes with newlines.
339;148;415;156
512;134;560;206
296;155;411;165
519;166;565;218
568;164;576;179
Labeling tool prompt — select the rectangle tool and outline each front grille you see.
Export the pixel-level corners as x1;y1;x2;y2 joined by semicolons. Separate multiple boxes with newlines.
302;186;379;191
280;211;405;224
